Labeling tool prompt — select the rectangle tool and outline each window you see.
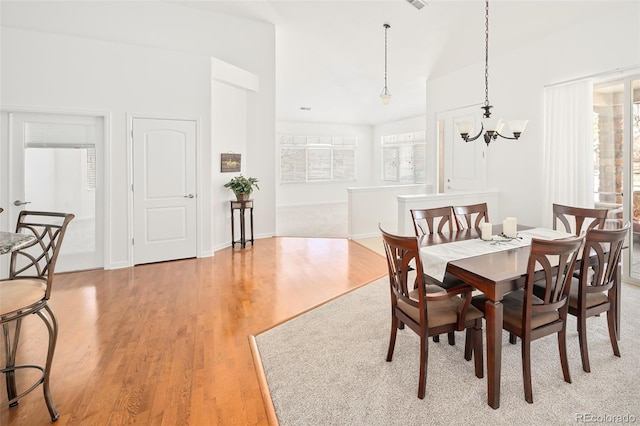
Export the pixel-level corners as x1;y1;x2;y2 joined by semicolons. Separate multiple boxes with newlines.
279;135;356;183
381;131;426;183
593;76;640;282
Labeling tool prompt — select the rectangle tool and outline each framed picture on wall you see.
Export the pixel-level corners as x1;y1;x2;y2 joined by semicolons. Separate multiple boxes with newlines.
221;153;241;172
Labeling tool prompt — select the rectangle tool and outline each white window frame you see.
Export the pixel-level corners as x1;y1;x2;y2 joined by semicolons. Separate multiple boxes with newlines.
279;135;357;183
381;131;426;183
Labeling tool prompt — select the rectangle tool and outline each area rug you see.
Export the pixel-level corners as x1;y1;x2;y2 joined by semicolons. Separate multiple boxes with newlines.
251;278;640;425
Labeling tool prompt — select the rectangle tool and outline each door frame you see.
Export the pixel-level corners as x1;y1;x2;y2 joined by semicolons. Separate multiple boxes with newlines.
621;75;640;286
0;106;111;271
126;113;202;267
437;104;487;193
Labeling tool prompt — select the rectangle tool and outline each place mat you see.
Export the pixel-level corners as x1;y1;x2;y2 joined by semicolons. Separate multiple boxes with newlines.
419;228;573;282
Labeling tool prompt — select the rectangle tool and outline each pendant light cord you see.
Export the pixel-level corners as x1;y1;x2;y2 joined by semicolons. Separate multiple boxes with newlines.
384;24;389;87
484;0;490;110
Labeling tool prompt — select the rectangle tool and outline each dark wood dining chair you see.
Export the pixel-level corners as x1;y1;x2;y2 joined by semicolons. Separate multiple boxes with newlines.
410;206;469;345
410;206;459;236
566;222;629;372
379;225;483;399
552;203;609;235
453;203;489;230
472;235;584;403
0;210;74;421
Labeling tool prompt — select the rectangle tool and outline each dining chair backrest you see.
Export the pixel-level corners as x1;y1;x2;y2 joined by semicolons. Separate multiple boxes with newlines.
9;210;75;300
410;206;458;236
552;203;608;235
524;236;584;328
380;225;421;305
453;203;489;230
578;222;629;296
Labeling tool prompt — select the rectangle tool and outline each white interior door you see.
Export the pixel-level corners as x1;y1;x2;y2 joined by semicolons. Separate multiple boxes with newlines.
441;105;487;192
132;118;197;265
8;112;104;273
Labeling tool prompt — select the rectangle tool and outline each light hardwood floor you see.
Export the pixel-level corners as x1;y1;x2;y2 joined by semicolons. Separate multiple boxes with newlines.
1;237;387;425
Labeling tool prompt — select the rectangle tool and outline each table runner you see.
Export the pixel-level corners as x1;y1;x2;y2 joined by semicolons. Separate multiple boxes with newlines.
419;228;573;282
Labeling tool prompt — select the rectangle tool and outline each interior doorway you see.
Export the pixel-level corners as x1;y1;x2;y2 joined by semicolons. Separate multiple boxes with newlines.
7;112;105;273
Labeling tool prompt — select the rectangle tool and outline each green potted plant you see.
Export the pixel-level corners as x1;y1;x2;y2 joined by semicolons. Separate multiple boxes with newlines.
224;175;259;201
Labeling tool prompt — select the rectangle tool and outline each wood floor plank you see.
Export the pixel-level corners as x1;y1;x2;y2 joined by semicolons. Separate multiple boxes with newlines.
1;237;386;425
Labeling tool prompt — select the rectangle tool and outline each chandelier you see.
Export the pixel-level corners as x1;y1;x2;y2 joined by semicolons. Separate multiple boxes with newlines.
456;0;528;145
380;24;391;105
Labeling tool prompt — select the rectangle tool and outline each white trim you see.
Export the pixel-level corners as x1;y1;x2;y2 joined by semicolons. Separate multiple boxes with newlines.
544;65;640;88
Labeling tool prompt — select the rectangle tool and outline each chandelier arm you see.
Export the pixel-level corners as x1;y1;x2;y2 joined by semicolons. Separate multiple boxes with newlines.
494;131;519;140
462;123;485;143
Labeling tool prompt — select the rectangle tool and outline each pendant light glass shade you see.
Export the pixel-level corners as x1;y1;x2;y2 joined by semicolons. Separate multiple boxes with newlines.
380;87;391;105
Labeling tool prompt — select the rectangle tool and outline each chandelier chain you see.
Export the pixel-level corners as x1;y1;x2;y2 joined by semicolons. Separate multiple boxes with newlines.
484;0;490;108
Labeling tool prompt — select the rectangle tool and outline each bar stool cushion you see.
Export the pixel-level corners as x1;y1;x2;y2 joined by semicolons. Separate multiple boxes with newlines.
0;279;47;316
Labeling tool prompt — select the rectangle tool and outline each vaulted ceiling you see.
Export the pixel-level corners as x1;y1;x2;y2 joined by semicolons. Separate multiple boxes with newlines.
175;1;619;125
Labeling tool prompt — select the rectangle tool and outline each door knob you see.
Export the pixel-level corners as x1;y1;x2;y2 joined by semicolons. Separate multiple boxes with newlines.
13;200;31;206
184;194;195;198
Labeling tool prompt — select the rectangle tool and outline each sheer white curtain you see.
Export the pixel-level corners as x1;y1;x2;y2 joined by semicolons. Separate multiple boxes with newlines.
541;80;594;228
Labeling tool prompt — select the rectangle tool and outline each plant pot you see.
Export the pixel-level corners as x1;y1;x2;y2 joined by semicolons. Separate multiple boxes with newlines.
236;193;250;201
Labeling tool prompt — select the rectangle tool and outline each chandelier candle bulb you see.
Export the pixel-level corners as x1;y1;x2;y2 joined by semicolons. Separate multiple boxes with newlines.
503;217;517;238
481;222;493;241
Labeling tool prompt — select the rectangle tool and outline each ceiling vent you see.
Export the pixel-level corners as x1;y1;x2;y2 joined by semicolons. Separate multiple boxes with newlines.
406;0;426;10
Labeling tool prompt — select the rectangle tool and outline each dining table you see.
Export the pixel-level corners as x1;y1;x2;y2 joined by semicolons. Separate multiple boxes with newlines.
0;231;36;255
417;224;621;409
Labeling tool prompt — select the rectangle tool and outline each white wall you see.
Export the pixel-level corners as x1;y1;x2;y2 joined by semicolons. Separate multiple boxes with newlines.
0;2;275;267
426;3;640;229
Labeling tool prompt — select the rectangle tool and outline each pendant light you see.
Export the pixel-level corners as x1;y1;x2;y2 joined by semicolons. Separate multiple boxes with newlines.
380;24;391;105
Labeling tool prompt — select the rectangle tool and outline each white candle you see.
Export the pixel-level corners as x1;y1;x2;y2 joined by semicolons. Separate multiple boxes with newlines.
481;222;492;241
503;217;517;238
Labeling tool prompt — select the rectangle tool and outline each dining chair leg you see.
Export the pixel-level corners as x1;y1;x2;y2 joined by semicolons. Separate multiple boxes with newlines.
432;335;439;343
418;334;428;399
386;315;398;362
473;321;484;379
558;327;572;384
509;332;517;344
577;314;591;373
464;329;473;361
447;331;455;346
607;308;621;358
521;337;533;404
